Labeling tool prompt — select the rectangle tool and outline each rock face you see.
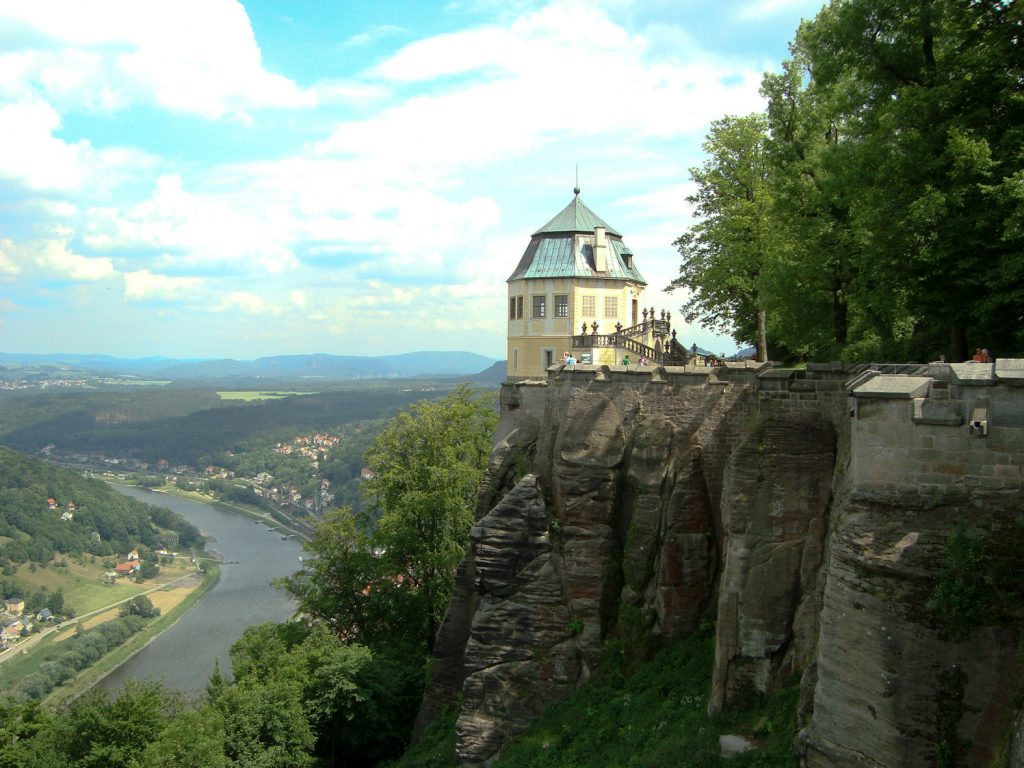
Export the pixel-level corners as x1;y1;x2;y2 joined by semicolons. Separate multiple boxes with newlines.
801;492;1020;768
416;363;1024;767
709;415;835;712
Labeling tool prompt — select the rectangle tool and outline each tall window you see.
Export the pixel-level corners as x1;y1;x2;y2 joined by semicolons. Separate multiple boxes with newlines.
604;296;618;319
582;295;596;317
532;295;546;318
509;296;523;319
554;294;568;318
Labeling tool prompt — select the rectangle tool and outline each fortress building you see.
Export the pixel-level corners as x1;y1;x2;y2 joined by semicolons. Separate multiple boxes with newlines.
506;187;688;378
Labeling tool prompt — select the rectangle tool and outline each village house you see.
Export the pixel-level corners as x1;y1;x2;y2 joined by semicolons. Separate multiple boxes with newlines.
1;619;24;641
46;497;57;509
127;549;140;561
114;561;140;576
3;598;24;616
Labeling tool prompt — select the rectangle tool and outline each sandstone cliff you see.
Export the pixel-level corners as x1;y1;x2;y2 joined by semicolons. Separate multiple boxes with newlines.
417;360;1024;767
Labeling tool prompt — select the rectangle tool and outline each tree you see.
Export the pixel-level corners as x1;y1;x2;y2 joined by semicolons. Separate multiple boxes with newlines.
669;114;775;360
778;0;1024;359
279;385;496;654
362;384;498;650
119;595;160;619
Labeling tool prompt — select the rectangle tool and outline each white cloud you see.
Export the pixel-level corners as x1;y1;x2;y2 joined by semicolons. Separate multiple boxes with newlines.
0;0;315;118
215;291;277;315
123;269;202;300
0;241;22;279
1;236;115;281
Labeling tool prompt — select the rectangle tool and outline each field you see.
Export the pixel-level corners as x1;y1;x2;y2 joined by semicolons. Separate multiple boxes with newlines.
15;557;196;615
216;390;317;401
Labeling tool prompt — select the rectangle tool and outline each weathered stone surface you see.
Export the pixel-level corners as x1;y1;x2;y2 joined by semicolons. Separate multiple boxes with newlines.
995;358;1024;386
853;375;932;399
456;476;580;764
802;494;1020;768
951;362;996;386
911;397;963;426
709;415;835;712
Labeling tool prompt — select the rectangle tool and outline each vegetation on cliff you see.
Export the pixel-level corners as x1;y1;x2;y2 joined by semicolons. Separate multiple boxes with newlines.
393;631;799;768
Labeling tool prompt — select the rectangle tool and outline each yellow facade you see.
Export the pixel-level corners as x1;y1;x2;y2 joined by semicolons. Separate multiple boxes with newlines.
507;276;646;378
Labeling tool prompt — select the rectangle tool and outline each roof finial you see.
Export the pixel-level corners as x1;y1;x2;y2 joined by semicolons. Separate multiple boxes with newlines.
574;165;580;196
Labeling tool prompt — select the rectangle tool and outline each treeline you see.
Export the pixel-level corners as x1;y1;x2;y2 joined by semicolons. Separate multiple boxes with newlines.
673;0;1023;362
1;387;450;467
0;447;201;570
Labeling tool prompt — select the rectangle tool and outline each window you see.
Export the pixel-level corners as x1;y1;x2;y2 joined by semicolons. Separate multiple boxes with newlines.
532;295;546;318
544;350;554;367
555;294;568;318
516;296;523;319
509;298;517;320
604;296;618;319
513;349;518;370
582;295;596;317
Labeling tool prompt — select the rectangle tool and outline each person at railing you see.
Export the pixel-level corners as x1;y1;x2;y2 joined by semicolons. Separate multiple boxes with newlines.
623;355;631;368
639;356;647;366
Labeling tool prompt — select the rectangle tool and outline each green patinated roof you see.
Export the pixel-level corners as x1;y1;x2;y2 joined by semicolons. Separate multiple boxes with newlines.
531;193;622;237
507;235;646;284
508;191;645;283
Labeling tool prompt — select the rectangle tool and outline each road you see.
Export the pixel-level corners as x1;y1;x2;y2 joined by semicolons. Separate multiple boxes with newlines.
0;571;202;664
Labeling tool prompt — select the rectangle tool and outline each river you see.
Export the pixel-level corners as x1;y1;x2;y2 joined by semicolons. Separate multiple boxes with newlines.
97;487;305;696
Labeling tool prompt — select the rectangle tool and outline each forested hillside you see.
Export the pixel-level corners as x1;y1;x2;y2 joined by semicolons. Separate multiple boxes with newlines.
0;386;452;466
0;447;200;567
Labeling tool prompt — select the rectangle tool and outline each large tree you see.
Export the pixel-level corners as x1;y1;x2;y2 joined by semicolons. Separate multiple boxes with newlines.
670;114;775;360
280;384;497;654
676;0;1024;362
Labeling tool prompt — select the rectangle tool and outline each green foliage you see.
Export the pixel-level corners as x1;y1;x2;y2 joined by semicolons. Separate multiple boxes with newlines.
931;521;990;640
0;446;199;566
362;384;498;650
443;632;798;768
220;621;423;767
119;594;160;619
676;0;1024;361
933;666;971;768
931;515;1024;640
15;615;147;700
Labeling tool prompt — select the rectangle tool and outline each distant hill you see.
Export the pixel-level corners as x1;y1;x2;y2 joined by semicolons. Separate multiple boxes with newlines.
467;361;507;384
0;351;500;381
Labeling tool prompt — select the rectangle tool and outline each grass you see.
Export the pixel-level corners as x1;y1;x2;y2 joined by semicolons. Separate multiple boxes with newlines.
45;564;220;707
391;632;799;768
0;632;66;692
216;390;317;401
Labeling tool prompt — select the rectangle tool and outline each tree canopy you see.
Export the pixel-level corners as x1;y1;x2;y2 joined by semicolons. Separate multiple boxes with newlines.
673;0;1024;362
278;384;498;653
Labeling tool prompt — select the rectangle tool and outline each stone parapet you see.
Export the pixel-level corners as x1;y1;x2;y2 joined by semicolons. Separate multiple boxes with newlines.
847;359;1024;495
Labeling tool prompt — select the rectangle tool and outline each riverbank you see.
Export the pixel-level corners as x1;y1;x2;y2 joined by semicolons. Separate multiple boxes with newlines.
45;563;221;706
109;479;311;543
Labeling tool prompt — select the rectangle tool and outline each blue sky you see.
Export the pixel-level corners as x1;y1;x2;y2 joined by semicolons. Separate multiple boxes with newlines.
0;0;825;360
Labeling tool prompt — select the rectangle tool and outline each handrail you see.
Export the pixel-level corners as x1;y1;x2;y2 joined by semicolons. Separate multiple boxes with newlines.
572;333;689;365
616;319;671;339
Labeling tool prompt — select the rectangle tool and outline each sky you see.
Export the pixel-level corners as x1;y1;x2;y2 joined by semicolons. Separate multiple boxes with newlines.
0;0;826;361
